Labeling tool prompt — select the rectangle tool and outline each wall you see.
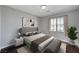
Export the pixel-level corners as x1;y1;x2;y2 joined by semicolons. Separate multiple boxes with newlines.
39;9;79;41
38;17;49;34
77;9;79;32
0;6;1;49
0;6;38;49
76;9;79;44
36;17;42;31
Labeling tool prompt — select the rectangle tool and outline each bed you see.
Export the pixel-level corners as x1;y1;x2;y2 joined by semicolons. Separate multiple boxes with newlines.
19;27;60;53
24;33;54;52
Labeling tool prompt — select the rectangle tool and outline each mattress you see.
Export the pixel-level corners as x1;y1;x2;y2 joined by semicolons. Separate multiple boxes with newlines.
24;33;54;51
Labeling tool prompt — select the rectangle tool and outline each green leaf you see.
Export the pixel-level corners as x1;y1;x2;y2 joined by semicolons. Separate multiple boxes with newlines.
67;26;78;40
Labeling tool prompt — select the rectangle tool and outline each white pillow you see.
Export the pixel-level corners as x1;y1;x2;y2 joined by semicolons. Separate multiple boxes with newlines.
25;32;31;34
33;31;38;33
25;32;33;36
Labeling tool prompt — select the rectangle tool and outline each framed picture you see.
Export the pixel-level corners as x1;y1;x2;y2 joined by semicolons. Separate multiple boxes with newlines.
22;17;31;27
22;17;35;27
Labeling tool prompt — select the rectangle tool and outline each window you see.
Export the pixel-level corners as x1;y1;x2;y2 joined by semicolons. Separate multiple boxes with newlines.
50;17;64;32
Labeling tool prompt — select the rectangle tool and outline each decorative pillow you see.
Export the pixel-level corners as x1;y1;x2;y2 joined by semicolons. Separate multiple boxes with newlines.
33;31;39;35
24;32;33;36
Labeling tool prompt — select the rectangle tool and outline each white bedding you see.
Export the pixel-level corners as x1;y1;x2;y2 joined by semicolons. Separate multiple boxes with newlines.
24;33;54;51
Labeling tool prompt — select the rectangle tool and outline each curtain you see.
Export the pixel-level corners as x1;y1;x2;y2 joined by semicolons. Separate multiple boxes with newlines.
64;15;68;36
48;17;51;32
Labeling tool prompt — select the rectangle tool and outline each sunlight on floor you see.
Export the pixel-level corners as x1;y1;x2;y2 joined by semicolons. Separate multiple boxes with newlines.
17;46;32;53
59;43;66;53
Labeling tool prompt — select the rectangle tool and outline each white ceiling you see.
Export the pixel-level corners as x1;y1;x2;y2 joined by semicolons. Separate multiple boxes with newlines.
7;5;79;17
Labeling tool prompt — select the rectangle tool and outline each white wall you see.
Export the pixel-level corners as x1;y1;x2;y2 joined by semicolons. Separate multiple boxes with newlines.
38;17;49;34
76;9;79;44
77;9;79;31
39;9;79;41
0;6;38;49
0;6;1;49
36;17;42;31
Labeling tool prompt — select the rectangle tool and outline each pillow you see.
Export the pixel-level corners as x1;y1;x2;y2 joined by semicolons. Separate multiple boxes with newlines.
33;31;39;35
24;32;33;36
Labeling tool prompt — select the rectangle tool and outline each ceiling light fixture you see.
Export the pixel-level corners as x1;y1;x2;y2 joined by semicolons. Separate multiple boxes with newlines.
41;5;46;9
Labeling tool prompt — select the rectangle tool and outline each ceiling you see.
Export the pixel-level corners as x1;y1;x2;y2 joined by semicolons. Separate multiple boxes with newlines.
7;5;79;17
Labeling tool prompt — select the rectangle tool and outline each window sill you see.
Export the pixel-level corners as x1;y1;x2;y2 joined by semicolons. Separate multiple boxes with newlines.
49;31;64;33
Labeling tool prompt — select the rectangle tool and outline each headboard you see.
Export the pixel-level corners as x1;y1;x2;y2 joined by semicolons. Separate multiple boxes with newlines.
19;27;38;34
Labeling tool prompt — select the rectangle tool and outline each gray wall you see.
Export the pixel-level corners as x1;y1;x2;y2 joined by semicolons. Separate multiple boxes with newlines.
77;9;79;31
39;9;79;41
76;9;79;41
0;6;1;49
36;17;42;31
0;6;39;49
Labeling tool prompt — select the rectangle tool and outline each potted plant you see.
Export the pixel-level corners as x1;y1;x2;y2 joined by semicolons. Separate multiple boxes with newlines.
67;26;78;44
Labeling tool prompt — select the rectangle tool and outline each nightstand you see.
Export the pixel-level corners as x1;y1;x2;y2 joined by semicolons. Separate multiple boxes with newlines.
15;37;24;47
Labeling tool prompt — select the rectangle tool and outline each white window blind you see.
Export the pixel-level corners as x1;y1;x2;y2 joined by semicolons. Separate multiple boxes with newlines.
50;17;64;32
